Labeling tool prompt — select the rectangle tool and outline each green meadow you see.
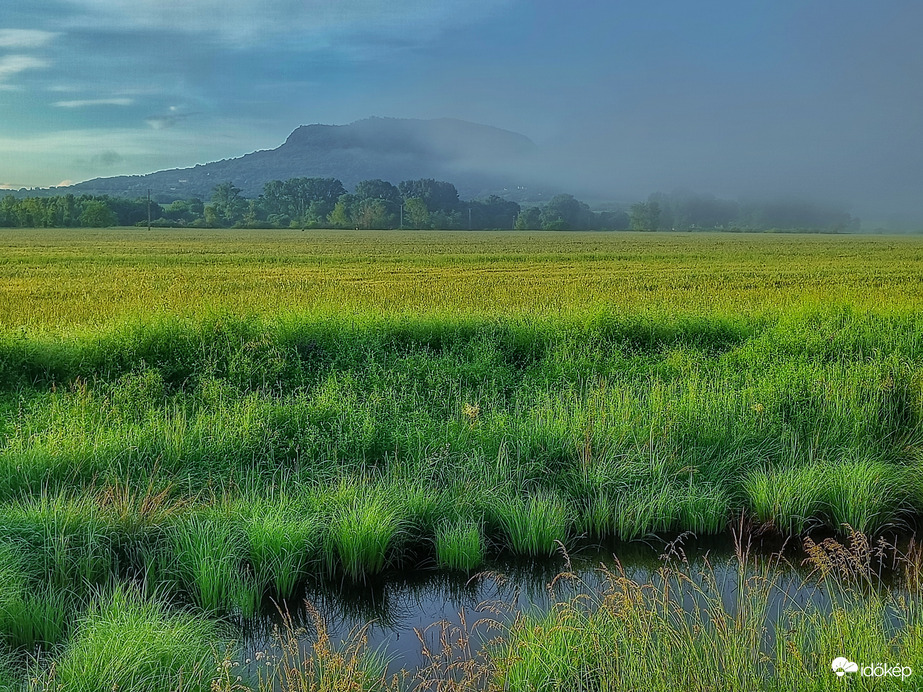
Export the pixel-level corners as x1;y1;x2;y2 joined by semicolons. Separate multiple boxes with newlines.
0;228;922;689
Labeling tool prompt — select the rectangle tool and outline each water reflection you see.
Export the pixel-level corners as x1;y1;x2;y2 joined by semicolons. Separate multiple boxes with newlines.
237;532;910;681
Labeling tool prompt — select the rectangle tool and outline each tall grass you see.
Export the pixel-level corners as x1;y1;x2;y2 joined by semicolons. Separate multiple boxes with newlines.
247;605;394;692
744;455;912;534
0;651;19;692
490;492;570;556
168;513;256;613
0;586;69;651
31;584;225;692
221;535;923;692
743;464;828;534
824;456;909;533
435;519;484;571
324;481;408;581
0;495;113;592
488;540;923;691
1;231;923;687
244;499;321;600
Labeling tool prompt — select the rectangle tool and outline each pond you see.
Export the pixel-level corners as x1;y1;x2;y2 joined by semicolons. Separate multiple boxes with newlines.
236;530;913;683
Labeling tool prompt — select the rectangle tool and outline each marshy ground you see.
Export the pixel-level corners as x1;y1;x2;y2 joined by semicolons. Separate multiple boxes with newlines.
0;229;921;690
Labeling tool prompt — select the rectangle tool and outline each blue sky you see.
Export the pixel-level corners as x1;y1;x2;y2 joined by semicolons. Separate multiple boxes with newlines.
2;1;921;222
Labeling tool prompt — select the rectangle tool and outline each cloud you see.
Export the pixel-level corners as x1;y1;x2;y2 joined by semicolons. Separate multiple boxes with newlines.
53;97;134;107
145;112;191;130
0;55;49;83
0;29;58;49
90;150;124;166
57;0;513;45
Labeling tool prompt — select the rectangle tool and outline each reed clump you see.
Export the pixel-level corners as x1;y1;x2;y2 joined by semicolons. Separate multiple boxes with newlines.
435;519;485;571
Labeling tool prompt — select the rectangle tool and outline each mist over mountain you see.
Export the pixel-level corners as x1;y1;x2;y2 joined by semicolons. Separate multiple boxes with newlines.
62;117;545;201
4;115;873;231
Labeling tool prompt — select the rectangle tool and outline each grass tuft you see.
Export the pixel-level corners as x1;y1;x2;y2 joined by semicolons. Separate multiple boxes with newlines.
245;501;321;600
491;492;570;556
435;519;484;571
325;481;407;581
169;513;248;613
33;584;224;692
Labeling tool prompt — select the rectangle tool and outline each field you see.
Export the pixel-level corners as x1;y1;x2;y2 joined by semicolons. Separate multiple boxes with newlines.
1;228;922;690
4;229;923;327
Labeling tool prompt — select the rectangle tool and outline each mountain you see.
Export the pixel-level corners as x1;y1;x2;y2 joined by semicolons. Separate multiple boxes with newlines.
65;117;542;201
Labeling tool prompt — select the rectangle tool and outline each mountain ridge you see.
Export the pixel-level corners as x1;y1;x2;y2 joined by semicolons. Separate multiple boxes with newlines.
61;117;542;201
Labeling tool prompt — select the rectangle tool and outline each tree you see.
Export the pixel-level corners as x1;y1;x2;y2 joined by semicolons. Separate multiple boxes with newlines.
262;177;346;225
629;201;661;231
210;182;245;227
79;200;118;227
242;200;261;228
0;195;17;227
55;194;78;227
327;194;356;228
541;194;594;230
469;195;520;229
163;199;199;225
515;206;543;230
402;197;430;229
646;190;739;230
430;209;462;229
398;179;459;213
203;205;220;228
597;209;630;230
353;180;400;228
354;179;401;206
355;199;391;229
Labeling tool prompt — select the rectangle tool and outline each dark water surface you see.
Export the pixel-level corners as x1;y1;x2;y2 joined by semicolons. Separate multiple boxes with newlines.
237;532;910;682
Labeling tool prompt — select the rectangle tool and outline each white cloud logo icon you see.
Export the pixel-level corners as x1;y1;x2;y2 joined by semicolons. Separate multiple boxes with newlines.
832;657;859;676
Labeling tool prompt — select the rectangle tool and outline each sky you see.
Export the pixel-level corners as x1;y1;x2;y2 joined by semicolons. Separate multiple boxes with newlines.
1;1;922;225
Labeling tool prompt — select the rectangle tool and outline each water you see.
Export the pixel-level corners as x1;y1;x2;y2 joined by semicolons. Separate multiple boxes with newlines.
237;532;911;681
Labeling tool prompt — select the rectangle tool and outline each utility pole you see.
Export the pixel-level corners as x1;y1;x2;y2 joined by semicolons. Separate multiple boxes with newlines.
147;189;151;231
468;207;472;230
400;202;404;230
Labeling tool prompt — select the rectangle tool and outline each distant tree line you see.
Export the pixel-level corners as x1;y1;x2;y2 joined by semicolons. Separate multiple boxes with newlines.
0;180;859;232
0;194;154;228
627;191;860;232
204;177;545;231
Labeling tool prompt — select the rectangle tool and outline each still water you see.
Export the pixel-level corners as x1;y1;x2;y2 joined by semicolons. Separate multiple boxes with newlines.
237;532;908;681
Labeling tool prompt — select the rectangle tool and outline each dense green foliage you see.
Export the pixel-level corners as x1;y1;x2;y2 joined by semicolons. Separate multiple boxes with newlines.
0;194;158;228
3;179;868;231
32;586;221;692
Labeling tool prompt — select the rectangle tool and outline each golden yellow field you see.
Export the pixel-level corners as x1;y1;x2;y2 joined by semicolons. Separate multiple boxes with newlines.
2;228;923;331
